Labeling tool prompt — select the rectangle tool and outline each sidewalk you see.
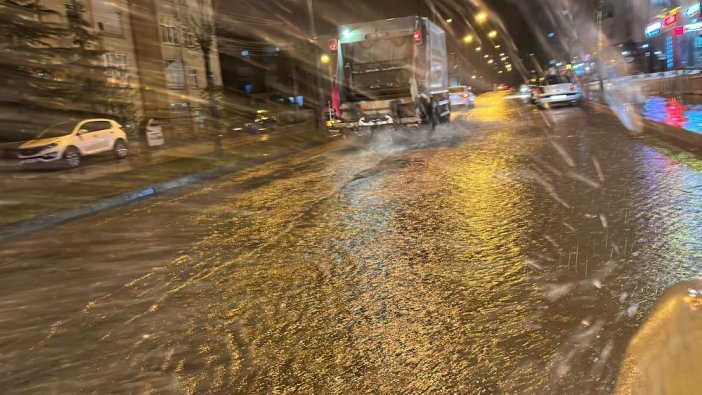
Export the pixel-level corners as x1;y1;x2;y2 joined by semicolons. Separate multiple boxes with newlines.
0;123;334;235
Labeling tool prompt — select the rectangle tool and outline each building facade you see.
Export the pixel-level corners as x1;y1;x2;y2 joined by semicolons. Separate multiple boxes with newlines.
40;0;222;137
643;1;702;70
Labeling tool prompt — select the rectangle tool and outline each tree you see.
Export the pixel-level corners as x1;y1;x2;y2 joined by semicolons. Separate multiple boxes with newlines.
0;0;135;136
183;0;222;152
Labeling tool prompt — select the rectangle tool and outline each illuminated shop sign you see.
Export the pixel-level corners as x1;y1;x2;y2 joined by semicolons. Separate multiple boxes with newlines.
685;2;701;18
685;22;702;32
646;21;663;37
664;14;678;26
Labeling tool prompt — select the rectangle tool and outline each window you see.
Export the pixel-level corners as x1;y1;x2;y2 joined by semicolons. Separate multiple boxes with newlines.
185;31;198;47
187;69;199;89
82;121;112;133
545;75;571;85
160;15;179;45
103;53;129;85
92;0;123;36
165;59;185;89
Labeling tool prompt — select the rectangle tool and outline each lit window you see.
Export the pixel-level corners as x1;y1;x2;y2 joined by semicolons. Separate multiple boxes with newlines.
160;15;180;45
164;59;185;89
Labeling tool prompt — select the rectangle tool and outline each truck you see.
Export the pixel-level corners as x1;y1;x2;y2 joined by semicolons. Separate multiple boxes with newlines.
334;16;451;136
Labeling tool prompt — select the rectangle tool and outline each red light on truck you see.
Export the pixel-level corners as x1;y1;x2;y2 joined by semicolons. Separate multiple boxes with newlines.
414;28;422;44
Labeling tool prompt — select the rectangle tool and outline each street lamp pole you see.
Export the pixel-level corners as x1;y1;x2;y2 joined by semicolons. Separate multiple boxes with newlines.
306;0;323;131
596;0;605;97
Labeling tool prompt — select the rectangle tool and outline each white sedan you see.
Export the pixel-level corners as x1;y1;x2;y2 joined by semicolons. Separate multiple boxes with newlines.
16;119;129;168
535;75;581;108
449;86;476;107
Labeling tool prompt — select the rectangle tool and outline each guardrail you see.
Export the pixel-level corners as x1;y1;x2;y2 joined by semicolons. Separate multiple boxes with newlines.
583;70;702;97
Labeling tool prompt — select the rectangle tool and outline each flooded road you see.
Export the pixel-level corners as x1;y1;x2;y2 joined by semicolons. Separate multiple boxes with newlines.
2;92;702;393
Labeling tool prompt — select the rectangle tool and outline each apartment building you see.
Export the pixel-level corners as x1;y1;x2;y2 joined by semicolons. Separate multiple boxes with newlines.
41;0;222;137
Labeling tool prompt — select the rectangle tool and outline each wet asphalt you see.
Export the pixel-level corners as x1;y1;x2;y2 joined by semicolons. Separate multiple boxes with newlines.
1;92;701;394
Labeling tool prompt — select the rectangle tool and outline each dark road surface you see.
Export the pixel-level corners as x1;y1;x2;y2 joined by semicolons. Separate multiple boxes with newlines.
2;93;702;393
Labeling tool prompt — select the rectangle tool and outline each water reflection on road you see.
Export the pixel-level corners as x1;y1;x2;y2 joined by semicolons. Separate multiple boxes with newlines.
643;95;702;133
1;93;702;393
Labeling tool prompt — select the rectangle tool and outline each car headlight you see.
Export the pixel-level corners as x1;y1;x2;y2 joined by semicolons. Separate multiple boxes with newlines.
43;143;58;150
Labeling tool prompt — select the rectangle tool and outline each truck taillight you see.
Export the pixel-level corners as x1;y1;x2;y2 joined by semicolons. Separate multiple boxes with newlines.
414;28;422;44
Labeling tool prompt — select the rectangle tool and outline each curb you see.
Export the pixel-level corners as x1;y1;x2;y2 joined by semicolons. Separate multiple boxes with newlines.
0;137;333;244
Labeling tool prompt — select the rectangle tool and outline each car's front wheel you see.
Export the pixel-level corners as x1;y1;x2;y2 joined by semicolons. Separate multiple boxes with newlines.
63;146;80;168
113;139;128;159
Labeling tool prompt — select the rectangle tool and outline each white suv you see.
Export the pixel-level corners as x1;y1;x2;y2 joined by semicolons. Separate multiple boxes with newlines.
17;119;128;168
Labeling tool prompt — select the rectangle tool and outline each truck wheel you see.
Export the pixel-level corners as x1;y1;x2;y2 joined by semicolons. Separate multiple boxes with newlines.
441;105;451;124
419;101;431;125
431;102;440;130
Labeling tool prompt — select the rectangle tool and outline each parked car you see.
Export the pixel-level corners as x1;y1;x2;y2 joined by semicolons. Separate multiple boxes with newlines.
16;118;128;168
247;110;278;132
535;74;581;108
519;84;539;103
229;110;278;134
448;86;476;107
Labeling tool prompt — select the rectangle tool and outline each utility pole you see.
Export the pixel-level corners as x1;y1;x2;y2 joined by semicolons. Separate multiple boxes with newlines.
306;0;323;131
596;0;605;98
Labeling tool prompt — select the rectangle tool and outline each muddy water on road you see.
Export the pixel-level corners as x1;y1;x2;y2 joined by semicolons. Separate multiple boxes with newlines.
2;94;702;393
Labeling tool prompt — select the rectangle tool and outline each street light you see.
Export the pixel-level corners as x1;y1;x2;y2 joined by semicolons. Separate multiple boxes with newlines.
488;59;494;64
463;34;473;44
475;11;488;24
476;46;482;51
488;30;498;39
320;54;330;64
446;18;453;23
